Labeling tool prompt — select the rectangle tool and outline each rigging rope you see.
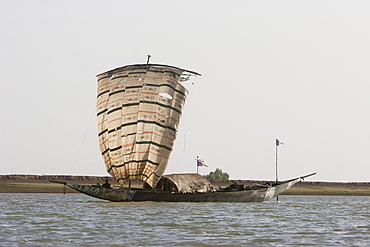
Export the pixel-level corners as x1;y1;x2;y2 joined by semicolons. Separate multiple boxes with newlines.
69;108;95;173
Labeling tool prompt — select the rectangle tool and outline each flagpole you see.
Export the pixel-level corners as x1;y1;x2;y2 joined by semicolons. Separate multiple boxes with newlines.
196;156;199;174
275;139;279;202
275;143;278;184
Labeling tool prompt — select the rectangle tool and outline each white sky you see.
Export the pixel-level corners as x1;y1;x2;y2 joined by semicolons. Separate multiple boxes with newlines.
1;0;370;182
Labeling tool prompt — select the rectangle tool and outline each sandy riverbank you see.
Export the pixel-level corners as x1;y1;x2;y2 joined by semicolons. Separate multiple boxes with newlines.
1;175;369;196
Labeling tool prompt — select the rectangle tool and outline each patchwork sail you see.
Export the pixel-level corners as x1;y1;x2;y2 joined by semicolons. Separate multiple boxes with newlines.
96;64;200;188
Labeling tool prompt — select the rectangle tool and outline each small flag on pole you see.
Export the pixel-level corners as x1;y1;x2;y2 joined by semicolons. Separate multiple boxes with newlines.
276;139;284;146
196;157;208;167
196;156;208;174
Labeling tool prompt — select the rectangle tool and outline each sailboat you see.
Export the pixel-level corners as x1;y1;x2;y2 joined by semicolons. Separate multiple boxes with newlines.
51;63;316;202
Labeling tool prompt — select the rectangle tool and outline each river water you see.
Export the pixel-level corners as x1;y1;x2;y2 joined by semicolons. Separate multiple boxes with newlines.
0;194;369;246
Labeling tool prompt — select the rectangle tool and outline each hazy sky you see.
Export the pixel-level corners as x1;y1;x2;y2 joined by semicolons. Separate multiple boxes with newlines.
1;0;370;182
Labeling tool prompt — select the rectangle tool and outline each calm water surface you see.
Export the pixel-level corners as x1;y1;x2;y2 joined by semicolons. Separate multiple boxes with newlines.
0;194;369;246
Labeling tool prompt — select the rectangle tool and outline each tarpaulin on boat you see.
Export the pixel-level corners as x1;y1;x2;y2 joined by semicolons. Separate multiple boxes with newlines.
96;64;200;188
161;174;215;193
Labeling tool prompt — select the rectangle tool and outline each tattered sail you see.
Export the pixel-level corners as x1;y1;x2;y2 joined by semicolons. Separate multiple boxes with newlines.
96;64;200;188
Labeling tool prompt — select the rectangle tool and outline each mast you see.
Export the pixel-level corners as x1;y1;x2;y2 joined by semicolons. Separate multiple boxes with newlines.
275;139;283;202
275;139;278;184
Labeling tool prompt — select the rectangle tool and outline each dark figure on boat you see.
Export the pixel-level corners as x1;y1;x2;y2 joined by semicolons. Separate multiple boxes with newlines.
102;179;111;189
219;182;246;192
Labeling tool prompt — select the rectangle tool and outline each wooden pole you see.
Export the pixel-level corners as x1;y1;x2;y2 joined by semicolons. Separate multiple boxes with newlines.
276;144;278;184
196;156;199;174
146;55;151;64
276;141;279;202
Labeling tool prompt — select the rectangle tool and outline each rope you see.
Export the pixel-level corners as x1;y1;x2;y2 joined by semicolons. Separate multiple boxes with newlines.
69;109;95;173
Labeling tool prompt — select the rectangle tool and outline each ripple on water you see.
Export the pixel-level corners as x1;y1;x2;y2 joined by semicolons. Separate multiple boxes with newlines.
0;194;370;246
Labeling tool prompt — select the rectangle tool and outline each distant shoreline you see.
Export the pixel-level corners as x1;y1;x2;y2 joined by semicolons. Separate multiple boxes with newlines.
1;174;370;196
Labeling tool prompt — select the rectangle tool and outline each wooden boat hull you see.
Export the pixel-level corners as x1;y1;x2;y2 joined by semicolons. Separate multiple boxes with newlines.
130;178;298;202
51;177;301;203
50;182;136;202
